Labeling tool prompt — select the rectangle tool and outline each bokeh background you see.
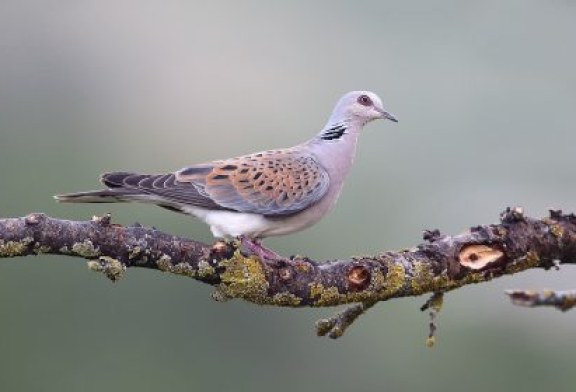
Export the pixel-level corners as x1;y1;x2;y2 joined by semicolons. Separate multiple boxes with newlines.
1;0;576;391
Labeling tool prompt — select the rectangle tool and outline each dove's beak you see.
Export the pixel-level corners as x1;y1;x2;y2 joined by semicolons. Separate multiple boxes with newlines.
376;108;398;122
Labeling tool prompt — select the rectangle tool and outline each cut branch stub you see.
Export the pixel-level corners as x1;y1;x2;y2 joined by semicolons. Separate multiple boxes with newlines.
347;265;371;291
458;244;505;270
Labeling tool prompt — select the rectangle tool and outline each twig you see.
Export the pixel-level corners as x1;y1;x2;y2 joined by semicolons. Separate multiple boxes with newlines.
506;289;576;311
421;292;444;347
316;301;377;339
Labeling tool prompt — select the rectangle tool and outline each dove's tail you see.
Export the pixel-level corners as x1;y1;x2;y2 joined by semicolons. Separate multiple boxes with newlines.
54;189;143;203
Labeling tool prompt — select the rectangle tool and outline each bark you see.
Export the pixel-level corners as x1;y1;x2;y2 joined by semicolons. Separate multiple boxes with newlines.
1;207;574;339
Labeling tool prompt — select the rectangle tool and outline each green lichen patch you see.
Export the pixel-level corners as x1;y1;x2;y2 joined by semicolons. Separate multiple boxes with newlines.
33;244;51;255
457;271;490;287
128;246;142;259
170;263;198;278
380;262;406;297
87;256;125;281
505;251;541;274
197;260;215;279
217;251;269;304
309;283;341;306
71;239;101;258
154;254;198;278
410;261;437;295
272;292;302;306
156;254;174;272
0;237;33;257
307;266;395;307
408;260;493;296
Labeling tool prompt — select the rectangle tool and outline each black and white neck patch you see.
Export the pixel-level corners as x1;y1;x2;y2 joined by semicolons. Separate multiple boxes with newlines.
320;123;348;141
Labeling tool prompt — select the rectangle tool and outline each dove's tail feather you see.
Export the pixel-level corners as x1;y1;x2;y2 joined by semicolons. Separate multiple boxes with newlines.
54;189;145;203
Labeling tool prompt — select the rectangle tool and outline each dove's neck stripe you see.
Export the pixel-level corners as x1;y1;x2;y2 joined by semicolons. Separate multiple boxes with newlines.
319;123;348;141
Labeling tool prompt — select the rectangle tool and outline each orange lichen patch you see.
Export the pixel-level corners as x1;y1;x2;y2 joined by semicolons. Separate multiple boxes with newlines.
459;244;504;270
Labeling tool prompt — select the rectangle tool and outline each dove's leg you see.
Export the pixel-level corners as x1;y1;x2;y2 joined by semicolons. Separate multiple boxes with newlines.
240;236;284;261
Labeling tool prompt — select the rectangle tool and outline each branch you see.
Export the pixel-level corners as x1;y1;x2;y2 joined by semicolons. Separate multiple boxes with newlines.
506;289;576;311
1;207;575;340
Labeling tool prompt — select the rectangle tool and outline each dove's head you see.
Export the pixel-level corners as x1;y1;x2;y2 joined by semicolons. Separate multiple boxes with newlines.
330;91;398;126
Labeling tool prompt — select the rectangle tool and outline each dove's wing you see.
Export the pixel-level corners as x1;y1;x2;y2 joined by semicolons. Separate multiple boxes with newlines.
101;149;330;217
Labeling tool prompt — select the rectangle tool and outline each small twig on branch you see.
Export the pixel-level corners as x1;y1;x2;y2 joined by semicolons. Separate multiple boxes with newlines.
316;300;377;339
421;292;444;347
1;207;575;340
506;289;576;311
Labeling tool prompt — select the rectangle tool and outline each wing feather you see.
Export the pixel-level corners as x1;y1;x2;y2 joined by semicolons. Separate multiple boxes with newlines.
177;150;330;216
100;149;330;216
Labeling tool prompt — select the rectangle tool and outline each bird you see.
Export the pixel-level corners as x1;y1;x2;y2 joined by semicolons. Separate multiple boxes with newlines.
55;91;397;258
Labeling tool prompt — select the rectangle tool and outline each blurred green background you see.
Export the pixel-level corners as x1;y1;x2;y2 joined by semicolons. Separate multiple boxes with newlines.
1;0;576;391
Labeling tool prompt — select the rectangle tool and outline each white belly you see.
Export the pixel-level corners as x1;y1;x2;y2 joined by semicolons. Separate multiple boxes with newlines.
178;173;346;239
184;207;271;238
181;205;328;239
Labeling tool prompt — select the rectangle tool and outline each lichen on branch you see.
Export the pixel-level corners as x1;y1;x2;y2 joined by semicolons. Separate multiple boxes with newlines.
1;207;575;339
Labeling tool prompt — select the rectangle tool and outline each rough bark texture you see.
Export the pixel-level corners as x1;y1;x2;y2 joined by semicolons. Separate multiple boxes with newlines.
1;207;574;338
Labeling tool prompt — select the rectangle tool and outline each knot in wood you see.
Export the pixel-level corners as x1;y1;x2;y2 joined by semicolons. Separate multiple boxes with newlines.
210;240;234;260
347;265;371;291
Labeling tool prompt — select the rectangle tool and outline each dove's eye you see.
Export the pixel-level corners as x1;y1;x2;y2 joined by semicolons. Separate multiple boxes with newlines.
357;95;372;106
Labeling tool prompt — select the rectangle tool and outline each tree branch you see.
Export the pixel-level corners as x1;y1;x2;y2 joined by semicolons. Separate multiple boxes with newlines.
506;289;576;311
1;207;574;339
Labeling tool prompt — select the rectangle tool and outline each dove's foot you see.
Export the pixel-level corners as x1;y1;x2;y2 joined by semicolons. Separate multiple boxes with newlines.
239;236;284;261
